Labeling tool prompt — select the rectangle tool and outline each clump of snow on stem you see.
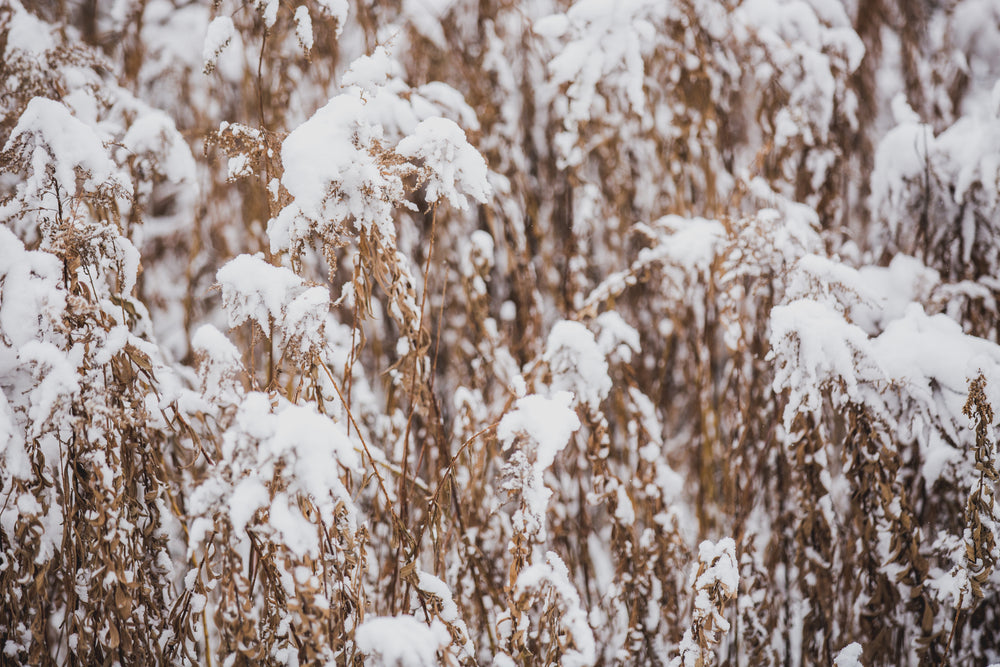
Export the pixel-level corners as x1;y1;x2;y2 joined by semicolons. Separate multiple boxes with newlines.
274;51;490;256
216;254;330;363
356;615;451;667
341;46;399;90
535;0;660;166
0;227;68;489
294;6;313;54
544;320;612;411
770;252;1000;488
315;0;348;36
191;324;243;403
2;97;131;236
396;117;491;210
671;538;738;667
834;643;865;667
593;311;641;364
498;391;581;540
275;89;406;248
202;16;235;74
514;551;597;667
415;570;476;657
188;393;360;558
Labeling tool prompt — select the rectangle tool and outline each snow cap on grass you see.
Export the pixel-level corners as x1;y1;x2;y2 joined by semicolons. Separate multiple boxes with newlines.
415;570;475;656
834;643;865;667
544;320;611;411
315;0;348;36
279;90;404;239
671;537;739;667
498;391;581;465
396;117;491;209
4;0;56;55
355;615;451;667
191;324;242;402
5;97;129;200
190;394;361;558
342;45;400;90
514;551;596;667
294;6;313;53
499;391;581;539
594;311;641;364
769;297;876;428
216;254;330;362
202;16;235;73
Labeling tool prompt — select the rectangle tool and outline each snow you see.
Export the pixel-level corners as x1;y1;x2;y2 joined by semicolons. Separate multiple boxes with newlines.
316;0;349;36
216;254;330;360
228;478;267;534
269;403;361;479
19;341;83;437
852;256;940;334
396;117;492;210
402;0;454;49
112;236;141;295
256;0;279;28
770;297;873;427
643;216;723;269
951;0;1000;115
834;643;864;667
499;391;581;465
0;228;65;350
671;538;739;667
774;265;1000;419
267;493;318;557
514;551;596;667
190;394;362;558
871;91;1000;263
119;108;197;186
771;243;1000;503
500;301;516;321
0;393;24;479
543;320;612;411
415;570;475;656
294;6;314;53
614;485;635;526
414;82;481;131
539;0;661;165
278;90;402;238
5;97;129;201
202;16;235;74
695;537;739;598
593;311;641;364
4;1;56;56
216;256;304;328
8;1;1000;664
342;46;398;90
226;154;251;179
416;571;460;623
469;230;494;265
355;616;451;667
498;391;581;539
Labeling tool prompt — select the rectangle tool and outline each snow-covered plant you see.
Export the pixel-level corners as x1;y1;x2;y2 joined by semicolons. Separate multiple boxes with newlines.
954;374;1000;608
6;0;1000;665
498;391;581;547
180;393;365;665
0;113;181;665
504;551;596;667
217;254;331;373
671;538;738;667
870;91;1000;313
355;614;452;667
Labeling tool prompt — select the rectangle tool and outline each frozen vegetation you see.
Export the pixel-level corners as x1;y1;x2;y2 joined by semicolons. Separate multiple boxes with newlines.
1;0;1000;665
